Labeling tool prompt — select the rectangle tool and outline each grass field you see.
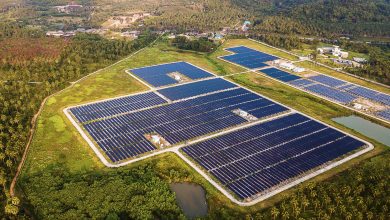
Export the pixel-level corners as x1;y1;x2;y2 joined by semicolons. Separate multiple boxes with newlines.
19;38;388;217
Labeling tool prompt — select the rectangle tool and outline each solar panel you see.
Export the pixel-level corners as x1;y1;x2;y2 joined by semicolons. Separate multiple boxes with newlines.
79;87;288;162
288;79;315;87
308;75;347;88
377;109;390;120
69;92;167;123
182;113;365;199
221;46;277;69
260;68;302;82
304;84;357;104
130;62;213;87
157;78;237;101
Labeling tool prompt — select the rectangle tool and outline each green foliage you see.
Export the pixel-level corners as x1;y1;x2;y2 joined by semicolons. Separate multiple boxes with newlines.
22;165;182;219
250;33;302;50
347;47;390;85
0;24;157;217
171;36;217;52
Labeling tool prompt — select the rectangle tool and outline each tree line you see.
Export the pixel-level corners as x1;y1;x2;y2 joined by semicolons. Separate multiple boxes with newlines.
0;22;158;217
171;36;218;53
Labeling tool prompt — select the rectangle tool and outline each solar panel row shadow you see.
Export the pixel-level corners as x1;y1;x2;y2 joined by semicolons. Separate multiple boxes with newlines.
82;88;289;162
182;113;365;200
260;68;301;82
130;62;213;87
69;92;167;123
157;78;237;101
221;46;277;69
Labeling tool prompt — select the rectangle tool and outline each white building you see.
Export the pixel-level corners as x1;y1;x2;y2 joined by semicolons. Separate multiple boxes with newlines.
280;62;295;70
353;57;367;63
317;45;349;58
293;67;305;73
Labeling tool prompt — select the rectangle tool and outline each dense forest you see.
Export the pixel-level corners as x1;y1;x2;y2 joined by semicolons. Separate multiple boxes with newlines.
0;22;158;217
170;36;217;52
234;0;390;37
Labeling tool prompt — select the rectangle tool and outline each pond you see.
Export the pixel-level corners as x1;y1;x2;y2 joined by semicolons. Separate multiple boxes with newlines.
332;115;390;147
170;183;208;219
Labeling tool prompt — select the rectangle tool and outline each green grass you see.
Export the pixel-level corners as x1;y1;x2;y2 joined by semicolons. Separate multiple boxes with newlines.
20;39;388;217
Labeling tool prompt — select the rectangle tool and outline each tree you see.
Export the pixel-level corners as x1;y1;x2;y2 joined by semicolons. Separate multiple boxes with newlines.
271;207;280;220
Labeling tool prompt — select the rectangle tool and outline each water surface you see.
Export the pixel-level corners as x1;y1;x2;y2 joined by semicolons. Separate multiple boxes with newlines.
332;115;390;147
170;183;208;219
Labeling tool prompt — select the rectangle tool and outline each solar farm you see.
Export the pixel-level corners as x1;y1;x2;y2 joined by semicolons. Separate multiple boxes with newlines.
219;46;390;123
65;58;372;204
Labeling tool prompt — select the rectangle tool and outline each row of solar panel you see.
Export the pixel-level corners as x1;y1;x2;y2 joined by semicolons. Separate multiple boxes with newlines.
261;68;301;82
222;46;389;108
377;109;390;121
344;86;390;106
157;78;237;101
182;113;365;199
70;92;167;123
220;46;277;69
130;61;213;87
300;73;390;107
83;88;289;162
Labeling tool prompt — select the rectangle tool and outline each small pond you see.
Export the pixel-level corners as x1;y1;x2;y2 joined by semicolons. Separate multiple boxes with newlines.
332;115;390;147
170;183;208;219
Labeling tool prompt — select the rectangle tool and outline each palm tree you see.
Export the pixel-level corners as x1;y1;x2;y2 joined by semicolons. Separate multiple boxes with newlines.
345;212;353;220
301;196;309;212
366;211;374;220
270;207;280;220
281;211;289;220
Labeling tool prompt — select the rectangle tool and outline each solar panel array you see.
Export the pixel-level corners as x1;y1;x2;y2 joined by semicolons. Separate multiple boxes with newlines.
74;87;289;162
288;79;315;88
157;78;237;101
70;92;167;123
377;109;390;121
260;68;302;82
308;75;347;88
304;84;357;104
182;113;365;199
130;62;213;87
219;46;390;120
345;86;390;106
220;46;277;69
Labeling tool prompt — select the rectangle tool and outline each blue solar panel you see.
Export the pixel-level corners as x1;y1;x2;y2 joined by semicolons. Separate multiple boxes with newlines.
337;83;356;91
308;75;347;88
221;46;277;69
305;84;357;104
373;93;390;106
130;62;213;87
344;86;390;107
260;68;302;82
79;88;288;162
69;92;167;123
182;113;365;199
157;78;237;101
288;79;315;87
226;46;258;54
377;109;390;120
